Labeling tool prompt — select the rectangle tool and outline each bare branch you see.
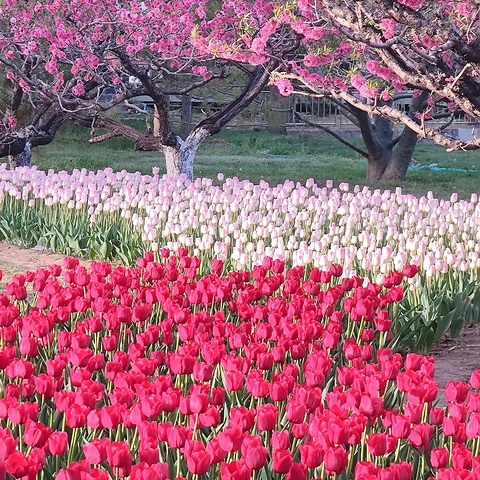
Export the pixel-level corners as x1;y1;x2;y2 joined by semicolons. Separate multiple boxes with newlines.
435;112;457;132
162;70;229;96
89;132;122;144
295;112;369;157
285;72;480;151
123;101;150;115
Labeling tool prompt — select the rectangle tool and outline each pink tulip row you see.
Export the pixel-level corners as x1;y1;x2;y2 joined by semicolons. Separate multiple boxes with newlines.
0;167;478;282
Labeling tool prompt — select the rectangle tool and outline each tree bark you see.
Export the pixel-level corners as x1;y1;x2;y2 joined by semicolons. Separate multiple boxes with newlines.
379;91;428;180
366;150;392;181
162;126;210;181
8;141;32;169
266;85;289;135
381;127;418;180
343;92;429;181
180;95;193;139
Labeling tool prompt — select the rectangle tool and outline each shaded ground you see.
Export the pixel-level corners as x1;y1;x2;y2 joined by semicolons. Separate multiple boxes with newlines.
0;241;478;400
430;323;480;398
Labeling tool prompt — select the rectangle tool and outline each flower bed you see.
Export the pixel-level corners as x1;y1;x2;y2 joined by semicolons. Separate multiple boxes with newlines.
0;167;478;351
0;253;479;480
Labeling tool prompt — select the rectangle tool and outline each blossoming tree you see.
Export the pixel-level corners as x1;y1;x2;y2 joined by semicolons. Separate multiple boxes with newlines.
0;0;299;179
0;70;64;168
200;0;480;180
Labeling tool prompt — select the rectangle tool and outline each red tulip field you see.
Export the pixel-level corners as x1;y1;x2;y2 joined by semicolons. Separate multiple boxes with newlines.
0;250;478;480
2;0;480;476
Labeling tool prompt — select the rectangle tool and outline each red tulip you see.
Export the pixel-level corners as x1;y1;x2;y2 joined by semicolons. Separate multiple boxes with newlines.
23;419;51;448
408;423;434;451
271;430;290;450
324;446;348;475
57;461;90;480
272;449;293;474
430;447;449;468
34;374;58;399
65;404;89;429
5;358;35;380
217;427;244;453
46;431;68;456
442;416;460;437
366;433;397;456
445;381;470;403
5;451;29;478
402;265;418;278
207;438;227;464
359;395;384;419
286;463;306;480
451;444;472;470
130;463;169;480
470;370;480;390
299;442;323;469
229;407;255;433
430;408;445;425
220;459;251;480
167;426;189;449
256;404;278;432
286;400;307;423
354;461;378;478
185;448;211;475
0;432;18;460
243;444;267;470
224;372;244;392
83;438;109;464
391;414;411;439
106;441;132;472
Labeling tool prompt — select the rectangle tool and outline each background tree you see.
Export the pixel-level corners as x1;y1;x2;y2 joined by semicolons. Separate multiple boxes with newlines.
0;0;300;179
0;69;64;168
202;0;480;180
296;91;432;180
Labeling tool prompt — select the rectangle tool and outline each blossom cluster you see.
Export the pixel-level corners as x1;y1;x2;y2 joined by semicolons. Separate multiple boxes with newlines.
0;253;479;480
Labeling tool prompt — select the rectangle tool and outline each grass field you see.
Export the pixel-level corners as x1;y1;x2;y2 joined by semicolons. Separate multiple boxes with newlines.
31;124;480;199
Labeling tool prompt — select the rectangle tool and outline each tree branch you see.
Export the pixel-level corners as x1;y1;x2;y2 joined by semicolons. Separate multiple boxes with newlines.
194;60;279;135
295;112;369;157
67;113;164;152
89;131;122;144
162;69;229;96
286;72;480;151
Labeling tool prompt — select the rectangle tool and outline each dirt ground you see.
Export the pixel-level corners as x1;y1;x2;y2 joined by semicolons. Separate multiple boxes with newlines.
430;323;480;397
0;241;478;402
0;241;89;291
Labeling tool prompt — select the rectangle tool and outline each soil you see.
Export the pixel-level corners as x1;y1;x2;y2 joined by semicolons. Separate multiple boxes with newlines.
430;322;480;402
0;241;89;291
0;241;478;402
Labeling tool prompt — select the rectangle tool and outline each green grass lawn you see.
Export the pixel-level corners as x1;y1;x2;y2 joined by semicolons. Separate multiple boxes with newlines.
31;124;480;199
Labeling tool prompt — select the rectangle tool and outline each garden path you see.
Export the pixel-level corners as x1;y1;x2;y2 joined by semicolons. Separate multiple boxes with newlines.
0;241;478;402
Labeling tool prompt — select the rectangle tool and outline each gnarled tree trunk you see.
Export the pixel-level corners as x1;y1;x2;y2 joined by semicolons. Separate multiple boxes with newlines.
348;93;428;181
70;61;279;181
381;125;419;180
266;85;289;135
163;127;211;181
8;141;32;169
366;150;392;181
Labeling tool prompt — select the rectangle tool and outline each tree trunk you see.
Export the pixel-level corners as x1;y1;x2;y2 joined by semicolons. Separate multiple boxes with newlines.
381;128;419;180
366;150;392;181
380;92;428;181
162;127;210;181
265;85;289;135
180;95;193;139
8;141;32;169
